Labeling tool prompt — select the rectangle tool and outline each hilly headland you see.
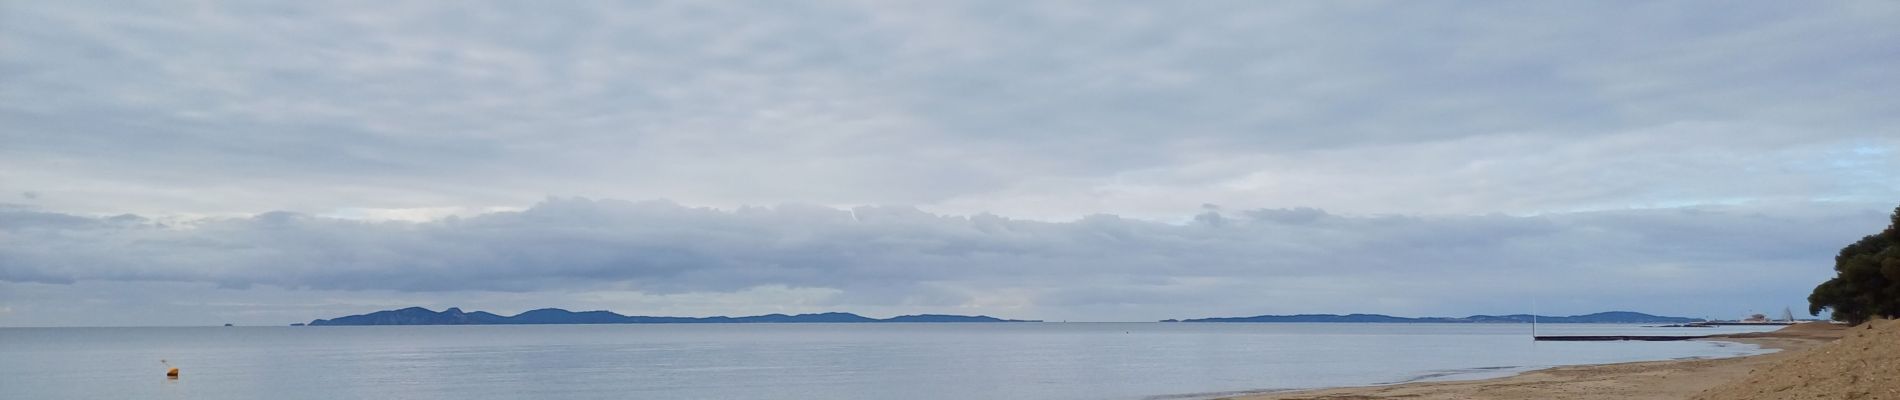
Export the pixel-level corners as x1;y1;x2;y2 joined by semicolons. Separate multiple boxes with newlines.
1162;311;1698;324
303;307;1037;326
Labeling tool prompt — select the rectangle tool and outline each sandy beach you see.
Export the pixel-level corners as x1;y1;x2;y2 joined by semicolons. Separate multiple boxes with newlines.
1227;321;1889;400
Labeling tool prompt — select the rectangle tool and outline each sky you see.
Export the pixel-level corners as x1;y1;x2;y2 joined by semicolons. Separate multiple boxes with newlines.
2;1;1897;326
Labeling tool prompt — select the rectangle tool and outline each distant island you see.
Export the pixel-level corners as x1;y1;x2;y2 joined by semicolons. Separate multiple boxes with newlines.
304;307;1039;326
1160;311;1698;324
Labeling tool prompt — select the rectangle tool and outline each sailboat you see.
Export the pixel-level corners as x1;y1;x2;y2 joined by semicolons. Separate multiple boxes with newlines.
1781;307;1796;323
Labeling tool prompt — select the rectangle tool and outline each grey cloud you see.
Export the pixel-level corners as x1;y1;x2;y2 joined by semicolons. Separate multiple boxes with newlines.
0;198;1884;320
1243;207;1328;225
2;2;1896;218
3;2;1898;324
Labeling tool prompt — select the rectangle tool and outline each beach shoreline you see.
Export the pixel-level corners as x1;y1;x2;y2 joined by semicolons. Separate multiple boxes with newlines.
1219;322;1851;400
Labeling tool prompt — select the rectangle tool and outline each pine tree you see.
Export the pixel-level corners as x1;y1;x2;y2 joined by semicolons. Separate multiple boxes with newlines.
1808;205;1900;324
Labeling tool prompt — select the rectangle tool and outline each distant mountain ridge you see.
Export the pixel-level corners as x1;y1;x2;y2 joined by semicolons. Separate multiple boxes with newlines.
304;307;1038;326
1160;311;1698;324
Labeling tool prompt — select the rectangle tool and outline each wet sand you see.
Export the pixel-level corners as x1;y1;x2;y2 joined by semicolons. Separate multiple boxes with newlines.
1225;322;1854;400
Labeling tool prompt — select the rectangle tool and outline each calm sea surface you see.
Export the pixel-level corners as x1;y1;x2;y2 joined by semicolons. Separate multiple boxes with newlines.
0;323;1781;400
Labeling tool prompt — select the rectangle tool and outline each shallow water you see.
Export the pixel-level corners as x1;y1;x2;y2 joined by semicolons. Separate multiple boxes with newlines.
0;323;1779;400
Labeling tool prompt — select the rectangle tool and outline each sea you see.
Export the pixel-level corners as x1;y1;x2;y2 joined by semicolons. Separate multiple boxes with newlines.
0;323;1781;400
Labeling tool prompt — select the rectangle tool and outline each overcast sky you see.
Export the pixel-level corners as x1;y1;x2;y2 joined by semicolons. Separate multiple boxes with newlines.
2;1;1897;326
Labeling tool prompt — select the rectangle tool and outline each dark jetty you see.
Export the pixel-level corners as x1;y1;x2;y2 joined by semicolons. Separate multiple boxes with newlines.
1534;335;1708;341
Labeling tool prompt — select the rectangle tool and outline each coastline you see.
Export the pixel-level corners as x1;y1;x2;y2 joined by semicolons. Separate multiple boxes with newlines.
1221;322;1850;400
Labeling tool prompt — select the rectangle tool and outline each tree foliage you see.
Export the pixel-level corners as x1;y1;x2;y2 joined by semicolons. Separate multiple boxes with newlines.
1808;204;1900;324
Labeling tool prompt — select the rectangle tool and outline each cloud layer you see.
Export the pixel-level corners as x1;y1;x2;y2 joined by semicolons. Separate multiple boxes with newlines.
2;1;1896;219
2;2;1898;325
2;198;1886;325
